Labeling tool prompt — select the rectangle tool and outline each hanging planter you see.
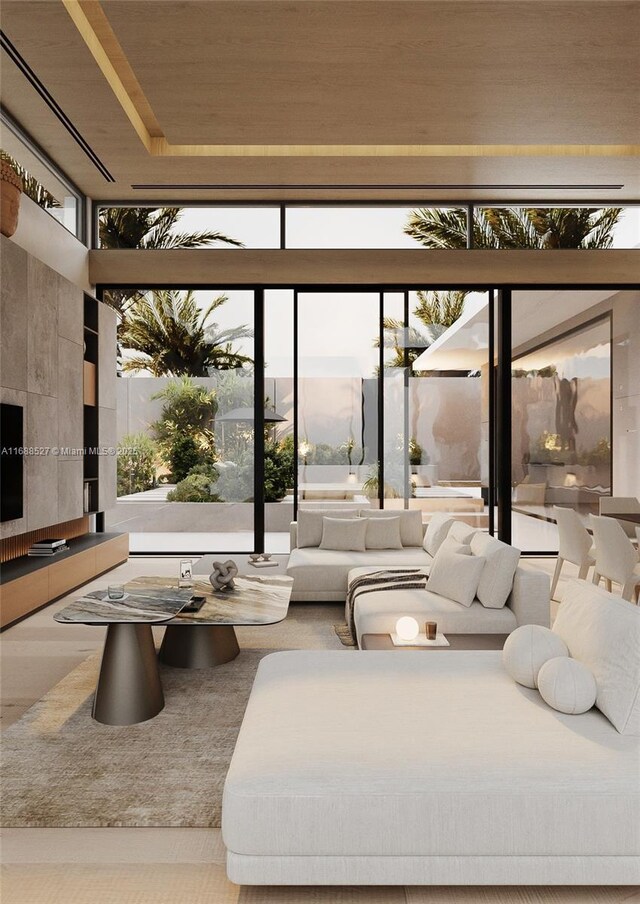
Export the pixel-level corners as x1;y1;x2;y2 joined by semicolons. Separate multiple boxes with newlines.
1;160;23;238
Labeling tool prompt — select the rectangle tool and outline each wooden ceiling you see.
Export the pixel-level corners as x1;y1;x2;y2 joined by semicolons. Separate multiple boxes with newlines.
1;0;639;202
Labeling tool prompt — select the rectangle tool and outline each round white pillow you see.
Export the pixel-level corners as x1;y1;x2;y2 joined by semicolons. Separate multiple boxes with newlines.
537;656;597;715
502;625;569;688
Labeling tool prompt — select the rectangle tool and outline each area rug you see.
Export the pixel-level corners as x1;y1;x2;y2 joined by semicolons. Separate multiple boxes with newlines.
333;623;356;646
1;604;346;828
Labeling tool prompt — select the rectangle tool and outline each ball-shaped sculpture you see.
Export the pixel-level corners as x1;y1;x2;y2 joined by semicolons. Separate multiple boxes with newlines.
502;624;569;688
209;559;239;591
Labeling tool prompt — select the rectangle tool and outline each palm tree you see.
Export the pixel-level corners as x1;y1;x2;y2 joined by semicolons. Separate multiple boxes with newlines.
405;206;621;250
119;289;253;376
99;207;243;312
376;291;467;368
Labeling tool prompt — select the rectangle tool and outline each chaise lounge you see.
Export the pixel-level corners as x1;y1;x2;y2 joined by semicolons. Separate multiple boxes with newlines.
222;580;640;886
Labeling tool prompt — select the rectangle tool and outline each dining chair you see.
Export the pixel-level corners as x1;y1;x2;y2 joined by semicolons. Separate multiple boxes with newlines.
599;496;640;540
551;506;595;599
590;515;640;603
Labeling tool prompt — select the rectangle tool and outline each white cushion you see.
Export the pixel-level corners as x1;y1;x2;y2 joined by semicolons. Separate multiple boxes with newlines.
436;536;471;557
223;651;640;859
552;580;640;735
320;517;366;552
470;532;521;609
427;549;485;608
359;509;423;547
422;513;455;555
538;657;597;715
296;509;359;548
502;624;569;688
448;521;478;545
364;517;402;550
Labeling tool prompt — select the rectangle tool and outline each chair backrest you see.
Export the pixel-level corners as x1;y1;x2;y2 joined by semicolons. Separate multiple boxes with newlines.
590;514;639;585
554;506;592;565
599;497;640;539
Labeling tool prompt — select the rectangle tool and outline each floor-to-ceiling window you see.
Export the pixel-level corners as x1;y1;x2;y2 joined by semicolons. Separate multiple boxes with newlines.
511;292;613;552
295;292;380;517
105;286;255;553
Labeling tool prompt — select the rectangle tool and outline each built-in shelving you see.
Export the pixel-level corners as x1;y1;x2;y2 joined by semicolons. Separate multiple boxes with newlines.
0;532;129;629
83;294;99;513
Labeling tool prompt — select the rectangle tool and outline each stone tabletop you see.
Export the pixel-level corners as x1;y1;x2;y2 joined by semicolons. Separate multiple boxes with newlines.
127;574;293;626
54;586;193;624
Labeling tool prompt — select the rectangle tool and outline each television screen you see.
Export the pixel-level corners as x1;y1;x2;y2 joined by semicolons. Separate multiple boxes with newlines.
1;403;24;522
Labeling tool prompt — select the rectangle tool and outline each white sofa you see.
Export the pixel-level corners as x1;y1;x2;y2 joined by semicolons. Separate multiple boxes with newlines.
222;581;640;886
286;511;550;637
347;562;548;646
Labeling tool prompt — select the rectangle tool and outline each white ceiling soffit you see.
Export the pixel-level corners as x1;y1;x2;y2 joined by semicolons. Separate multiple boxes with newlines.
412;288;620;371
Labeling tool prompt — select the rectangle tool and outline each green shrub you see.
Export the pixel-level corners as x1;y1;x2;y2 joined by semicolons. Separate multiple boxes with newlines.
168;435;203;482
166;472;220;503
264;436;294;502
117;433;157;496
152;376;217;462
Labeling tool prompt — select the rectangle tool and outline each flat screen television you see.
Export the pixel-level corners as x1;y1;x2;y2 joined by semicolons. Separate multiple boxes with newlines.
1;403;24;522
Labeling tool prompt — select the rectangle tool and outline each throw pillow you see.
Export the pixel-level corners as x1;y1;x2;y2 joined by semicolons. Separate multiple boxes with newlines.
537;657;597;715
360;509;423;547
423;513;455;556
319;517;367;552
447;521;478;545
427;549;486;607
502;624;569;689
435;535;471;558
470;532;521;609
297;509;357;548
552;579;640;734
364;517;403;550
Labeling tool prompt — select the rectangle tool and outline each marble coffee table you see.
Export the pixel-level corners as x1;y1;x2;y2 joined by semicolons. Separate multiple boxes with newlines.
54;585;193;726
55;574;291;725
127;574;292;669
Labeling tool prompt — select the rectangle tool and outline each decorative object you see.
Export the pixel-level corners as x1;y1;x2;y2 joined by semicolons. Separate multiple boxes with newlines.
179;559;193;587
394;616;420;642
209;559;239;591
0;159;23;238
502;624;569;689
425;621;437;640
107;584;125;600
537;656;597;715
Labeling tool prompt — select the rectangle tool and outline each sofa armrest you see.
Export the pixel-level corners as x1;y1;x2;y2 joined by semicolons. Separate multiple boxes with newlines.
290;521;298;550
508;563;550;628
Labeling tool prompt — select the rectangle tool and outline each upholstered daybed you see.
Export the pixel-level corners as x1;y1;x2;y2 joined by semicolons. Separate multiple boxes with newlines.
222;582;640;886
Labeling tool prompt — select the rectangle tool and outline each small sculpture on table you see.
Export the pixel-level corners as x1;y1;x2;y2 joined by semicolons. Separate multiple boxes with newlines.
209;560;238;592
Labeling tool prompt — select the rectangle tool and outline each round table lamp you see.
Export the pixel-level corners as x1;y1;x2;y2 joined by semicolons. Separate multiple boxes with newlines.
395;616;420;642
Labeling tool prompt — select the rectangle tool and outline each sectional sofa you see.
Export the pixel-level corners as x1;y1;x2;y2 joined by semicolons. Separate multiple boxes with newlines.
286;509;550;640
222;580;640;885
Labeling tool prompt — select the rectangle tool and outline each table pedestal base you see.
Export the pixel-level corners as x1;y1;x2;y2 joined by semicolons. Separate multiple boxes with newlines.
159;625;240;668
93;624;164;725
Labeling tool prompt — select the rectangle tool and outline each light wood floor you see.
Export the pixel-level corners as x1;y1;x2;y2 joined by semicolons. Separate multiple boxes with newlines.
1;556;637;904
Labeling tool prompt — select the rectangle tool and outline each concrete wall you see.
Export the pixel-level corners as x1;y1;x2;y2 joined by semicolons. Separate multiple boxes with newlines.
10;194;90;292
1;235;84;537
0;227;118;538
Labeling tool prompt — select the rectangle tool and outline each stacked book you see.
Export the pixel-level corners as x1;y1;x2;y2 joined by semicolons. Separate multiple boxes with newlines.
28;538;69;557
